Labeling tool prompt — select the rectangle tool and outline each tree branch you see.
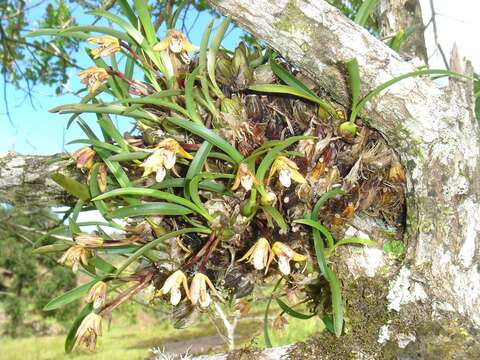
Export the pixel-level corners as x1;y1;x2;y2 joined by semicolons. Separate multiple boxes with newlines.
0;152;77;207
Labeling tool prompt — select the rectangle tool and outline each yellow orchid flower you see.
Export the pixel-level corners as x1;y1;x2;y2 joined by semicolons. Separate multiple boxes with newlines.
239;237;272;273
87;35;120;58
58;245;88;273
268;156;306;188
74;312;102;351
153;29;198;64
156;270;190;306
189;273;221;308
140;138;193;182
85;281;107;310
71;147;95;170
74;234;104;248
231;163;257;191
78;67;109;94
271;242;307;275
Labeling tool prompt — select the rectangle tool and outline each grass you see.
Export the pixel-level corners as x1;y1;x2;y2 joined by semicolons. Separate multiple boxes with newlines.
1;285;326;359
1;313;325;359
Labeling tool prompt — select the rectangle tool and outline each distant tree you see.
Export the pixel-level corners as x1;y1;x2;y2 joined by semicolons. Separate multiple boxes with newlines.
0;206;77;337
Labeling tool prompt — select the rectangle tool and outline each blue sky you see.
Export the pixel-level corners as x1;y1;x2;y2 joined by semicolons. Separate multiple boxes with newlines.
1;0;478;155
0;3;243;155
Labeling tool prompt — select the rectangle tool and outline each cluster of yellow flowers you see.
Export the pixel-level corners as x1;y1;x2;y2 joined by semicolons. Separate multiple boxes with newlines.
239;238;307;275
157;270;221;308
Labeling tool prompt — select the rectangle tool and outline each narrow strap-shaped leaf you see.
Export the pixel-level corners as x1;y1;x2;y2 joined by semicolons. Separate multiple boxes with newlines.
65;303;93;353
249;84;338;119
133;0;157;45
108;151;149;161
50;173;90;201
96;148;132;188
294;218;334;249
50;103;158;122
68;139;122;153
61;26;132;43
256;135;314;181
207;17;231;97
26;28;89;40
167;117;244;163
346;58;361;110
276;298;315;319
350;68;471;122
117;0;138;25
94;187;209;219
109;202;193;218
185;141;213;197
185;67;203;124
44;279;98;311
354;0;379;27
262;205;288;232
115;227;211;275
264;277;282;348
328;268;343;337
269;56;316;97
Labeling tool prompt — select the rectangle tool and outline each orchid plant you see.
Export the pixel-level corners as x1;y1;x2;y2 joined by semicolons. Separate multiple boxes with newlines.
28;0;406;353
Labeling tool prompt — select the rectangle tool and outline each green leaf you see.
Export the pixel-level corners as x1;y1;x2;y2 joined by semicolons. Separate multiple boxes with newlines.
256;135;313;181
117;0;138;25
65;303;93;353
61;26;132;43
294;218;335;249
249;84;338;119
346;58;361;109
116;227;211;275
96;148;132;188
133;0;157;45
44;280;97;311
27;29;89;40
108;151;149;161
276;298;315;319
117;97;190;118
167;117;244;163
185;67;203;124
328;268;343;337
68;139;122;153
97;115;130;152
93;187;209;219
32;243;70;254
150;178;226;194
269;56;315;97
350;68;471;122
354;0;379;27
312;187;344;216
264;277;282;348
50;173;90;201
185;141;213;196
50;103;158;122
109;202;193;218
90;256;117;274
262;205;288;232
334;236;375;248
207;17;231;97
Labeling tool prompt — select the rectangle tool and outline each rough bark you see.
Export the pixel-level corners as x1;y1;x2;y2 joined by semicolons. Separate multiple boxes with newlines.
377;0;428;63
0;152;77;207
198;0;480;357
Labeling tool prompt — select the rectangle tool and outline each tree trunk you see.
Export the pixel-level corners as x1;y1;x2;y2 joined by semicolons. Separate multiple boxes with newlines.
376;0;428;62
198;0;480;357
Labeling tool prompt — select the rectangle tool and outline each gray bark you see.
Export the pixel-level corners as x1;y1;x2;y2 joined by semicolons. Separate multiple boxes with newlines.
377;0;428;62
0;152;76;207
